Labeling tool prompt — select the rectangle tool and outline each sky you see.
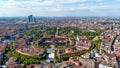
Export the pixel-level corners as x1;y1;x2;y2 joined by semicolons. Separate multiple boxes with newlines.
0;0;120;17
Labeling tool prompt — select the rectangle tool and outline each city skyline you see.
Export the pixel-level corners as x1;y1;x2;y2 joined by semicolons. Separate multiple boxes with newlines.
0;0;120;17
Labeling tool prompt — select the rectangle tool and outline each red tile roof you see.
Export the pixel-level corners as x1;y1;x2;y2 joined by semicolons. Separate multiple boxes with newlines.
0;43;7;51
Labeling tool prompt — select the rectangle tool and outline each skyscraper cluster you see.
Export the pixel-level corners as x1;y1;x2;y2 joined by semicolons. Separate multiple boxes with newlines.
28;15;36;23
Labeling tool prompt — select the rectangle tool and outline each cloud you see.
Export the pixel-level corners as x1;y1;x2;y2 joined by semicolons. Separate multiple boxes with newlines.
0;0;120;16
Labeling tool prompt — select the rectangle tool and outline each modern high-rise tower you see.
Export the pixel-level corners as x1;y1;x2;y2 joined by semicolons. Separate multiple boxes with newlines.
28;15;36;23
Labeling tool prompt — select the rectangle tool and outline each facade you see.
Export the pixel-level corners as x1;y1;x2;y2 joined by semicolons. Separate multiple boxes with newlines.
16;46;44;56
26;64;55;68
38;36;68;46
0;43;8;62
28;15;36;23
57;46;82;56
79;57;99;68
99;63;112;68
76;36;91;50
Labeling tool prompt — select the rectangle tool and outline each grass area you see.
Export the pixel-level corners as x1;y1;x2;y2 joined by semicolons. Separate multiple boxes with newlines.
11;51;46;65
82;30;102;40
93;40;101;50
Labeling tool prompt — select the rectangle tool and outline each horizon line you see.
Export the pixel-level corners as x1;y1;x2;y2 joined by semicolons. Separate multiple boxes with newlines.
0;16;120;18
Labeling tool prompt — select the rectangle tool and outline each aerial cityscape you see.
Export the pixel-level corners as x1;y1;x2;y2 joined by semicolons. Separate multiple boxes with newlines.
0;0;120;68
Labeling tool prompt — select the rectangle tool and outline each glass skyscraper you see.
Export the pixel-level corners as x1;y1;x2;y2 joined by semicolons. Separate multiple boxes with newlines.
28;15;36;23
